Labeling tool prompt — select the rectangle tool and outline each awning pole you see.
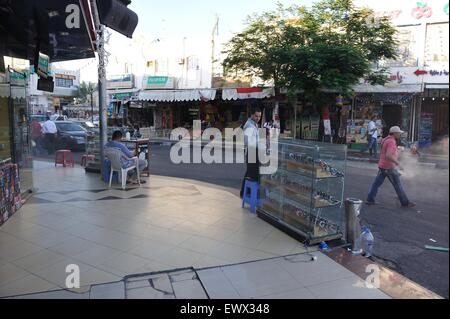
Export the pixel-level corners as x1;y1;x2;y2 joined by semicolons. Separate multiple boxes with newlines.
91;0;108;174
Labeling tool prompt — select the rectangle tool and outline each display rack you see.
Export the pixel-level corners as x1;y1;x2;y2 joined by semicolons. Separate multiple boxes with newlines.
258;139;347;245
0;161;22;226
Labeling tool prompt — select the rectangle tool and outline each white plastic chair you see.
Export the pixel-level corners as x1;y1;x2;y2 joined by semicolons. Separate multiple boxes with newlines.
105;147;140;190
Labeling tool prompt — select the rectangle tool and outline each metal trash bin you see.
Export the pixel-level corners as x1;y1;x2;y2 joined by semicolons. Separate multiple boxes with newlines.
345;198;363;251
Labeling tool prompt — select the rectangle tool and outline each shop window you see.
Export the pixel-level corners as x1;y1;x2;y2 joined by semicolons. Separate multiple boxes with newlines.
55;77;74;88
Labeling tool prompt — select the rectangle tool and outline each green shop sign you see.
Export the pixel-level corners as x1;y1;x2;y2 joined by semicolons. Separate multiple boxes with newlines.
144;76;175;89
8;70;26;86
147;76;169;85
112;92;133;99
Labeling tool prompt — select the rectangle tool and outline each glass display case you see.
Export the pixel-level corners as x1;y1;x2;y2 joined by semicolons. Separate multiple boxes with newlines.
258;139;347;245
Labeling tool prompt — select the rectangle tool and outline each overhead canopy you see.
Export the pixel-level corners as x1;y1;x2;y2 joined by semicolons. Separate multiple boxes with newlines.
0;0;97;63
138;89;217;102
222;87;275;100
0;0;138;63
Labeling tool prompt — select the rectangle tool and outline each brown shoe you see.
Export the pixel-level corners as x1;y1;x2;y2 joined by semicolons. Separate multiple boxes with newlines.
402;202;416;208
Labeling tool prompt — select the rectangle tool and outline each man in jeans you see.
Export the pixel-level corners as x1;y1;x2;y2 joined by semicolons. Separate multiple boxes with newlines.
366;126;416;208
361;115;379;157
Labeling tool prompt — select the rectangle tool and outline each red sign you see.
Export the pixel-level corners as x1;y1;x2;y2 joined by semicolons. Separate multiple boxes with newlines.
414;69;428;76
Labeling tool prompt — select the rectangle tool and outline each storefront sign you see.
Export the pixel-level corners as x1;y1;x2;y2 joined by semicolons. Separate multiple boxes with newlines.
355;0;450;24
112;92;133;99
7;70;26;86
37;52;50;79
143;76;175;90
107;74;134;90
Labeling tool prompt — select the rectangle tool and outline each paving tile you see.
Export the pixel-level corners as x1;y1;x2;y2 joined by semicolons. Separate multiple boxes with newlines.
7;289;89;299
193;225;236;241
172;279;208;299
129;239;176;260
259;287;316;299
73;244;122;267
222;231;268;249
126;274;175;299
221;259;303;298
11;249;67;273
0;274;56;298
306;276;391;299
255;234;300;256
206;242;254;262
134;260;173;275
33;258;98;288
193;255;232;269
276;253;357;287
47;236;95;256
169;269;197;282
90;281;125;299
0;263;30;287
178;235;223;254
154;247;205;268
99;252;151;277
0;241;44;263
197;268;240;299
126;286;175;299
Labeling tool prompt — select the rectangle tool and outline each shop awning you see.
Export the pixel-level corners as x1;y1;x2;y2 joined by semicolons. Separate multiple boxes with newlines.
353;84;423;93
0;0;138;63
138;89;217;102
0;0;97;63
222;87;275;100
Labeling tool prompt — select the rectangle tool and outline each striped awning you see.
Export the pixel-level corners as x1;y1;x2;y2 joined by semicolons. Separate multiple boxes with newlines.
138;89;217;102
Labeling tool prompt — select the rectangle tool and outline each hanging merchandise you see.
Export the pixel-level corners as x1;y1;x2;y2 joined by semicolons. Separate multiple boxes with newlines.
0;163;22;227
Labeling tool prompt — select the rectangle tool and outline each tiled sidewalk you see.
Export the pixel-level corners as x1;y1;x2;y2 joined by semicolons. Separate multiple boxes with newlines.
6;253;391;299
0;161;309;297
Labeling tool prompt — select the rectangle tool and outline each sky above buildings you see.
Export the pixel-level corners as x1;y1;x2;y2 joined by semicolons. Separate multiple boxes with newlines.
52;0;440;82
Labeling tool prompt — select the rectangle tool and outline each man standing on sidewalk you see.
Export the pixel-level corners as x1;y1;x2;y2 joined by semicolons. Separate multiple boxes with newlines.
240;107;262;198
366;126;416;208
41;116;57;155
361;115;379;157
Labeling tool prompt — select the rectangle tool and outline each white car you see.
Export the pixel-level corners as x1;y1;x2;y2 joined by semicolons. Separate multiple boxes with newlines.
50;114;69;121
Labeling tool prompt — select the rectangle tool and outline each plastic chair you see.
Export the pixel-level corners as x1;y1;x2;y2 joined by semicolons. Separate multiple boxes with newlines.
104;148;140;190
55;150;75;167
242;178;259;214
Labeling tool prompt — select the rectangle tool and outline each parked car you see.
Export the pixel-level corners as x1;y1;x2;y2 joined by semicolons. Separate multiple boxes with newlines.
54;121;89;152
72;120;99;133
51;114;69;121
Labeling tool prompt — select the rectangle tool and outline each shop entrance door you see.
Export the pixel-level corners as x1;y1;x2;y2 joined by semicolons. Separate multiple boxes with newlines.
382;104;402;137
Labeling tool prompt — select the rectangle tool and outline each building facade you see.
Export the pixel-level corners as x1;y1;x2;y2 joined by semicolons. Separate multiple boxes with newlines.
351;0;449;146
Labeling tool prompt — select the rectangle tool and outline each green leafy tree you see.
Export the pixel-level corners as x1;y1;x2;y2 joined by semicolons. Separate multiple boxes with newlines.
222;0;398;103
75;81;97;104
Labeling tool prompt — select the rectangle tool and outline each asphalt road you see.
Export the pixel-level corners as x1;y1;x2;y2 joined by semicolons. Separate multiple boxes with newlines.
35;144;449;298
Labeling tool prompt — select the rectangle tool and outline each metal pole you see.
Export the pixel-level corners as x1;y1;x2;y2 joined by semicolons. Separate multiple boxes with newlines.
90;0;108;174
98;25;108;173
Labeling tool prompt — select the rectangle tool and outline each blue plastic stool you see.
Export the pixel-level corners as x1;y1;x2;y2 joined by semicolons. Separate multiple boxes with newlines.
242;179;259;214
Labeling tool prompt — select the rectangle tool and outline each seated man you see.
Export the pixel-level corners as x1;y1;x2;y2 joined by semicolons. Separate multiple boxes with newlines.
105;130;148;184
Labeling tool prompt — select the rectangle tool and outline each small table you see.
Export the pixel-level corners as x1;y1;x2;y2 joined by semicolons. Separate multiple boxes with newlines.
122;139;151;177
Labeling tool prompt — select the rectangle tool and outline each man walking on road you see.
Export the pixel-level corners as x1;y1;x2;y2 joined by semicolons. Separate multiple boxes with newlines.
240;107;262;198
366;126;416;208
361;115;379;157
41;116;57;154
